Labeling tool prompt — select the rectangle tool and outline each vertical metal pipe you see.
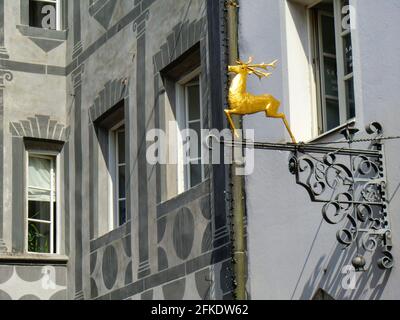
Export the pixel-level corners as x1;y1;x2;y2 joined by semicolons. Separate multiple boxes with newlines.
226;0;247;300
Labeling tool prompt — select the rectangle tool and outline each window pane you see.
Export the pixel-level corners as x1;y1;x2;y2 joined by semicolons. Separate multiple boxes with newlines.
118;130;125;164
187;83;200;121
29;157;51;189
118;165;126;199
119;200;126;226
28;201;50;221
343;33;353;75
190;162;202;188
326;99;340;130
189;121;201;160
29;0;57;29
28;221;51;253
323;57;339;98
345;78;355;119
29;157;52;202
321;15;336;55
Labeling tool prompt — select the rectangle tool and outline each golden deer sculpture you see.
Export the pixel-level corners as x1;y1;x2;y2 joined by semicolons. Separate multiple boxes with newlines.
225;57;296;143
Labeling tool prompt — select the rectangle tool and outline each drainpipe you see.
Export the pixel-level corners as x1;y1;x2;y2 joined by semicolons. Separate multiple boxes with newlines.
226;0;247;300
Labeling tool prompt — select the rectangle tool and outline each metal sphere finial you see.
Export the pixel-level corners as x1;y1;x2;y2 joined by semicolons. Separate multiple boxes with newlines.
352;256;366;271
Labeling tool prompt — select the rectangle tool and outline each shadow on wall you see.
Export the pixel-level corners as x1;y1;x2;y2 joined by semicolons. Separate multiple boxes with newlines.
291;146;393;300
298;237;392;300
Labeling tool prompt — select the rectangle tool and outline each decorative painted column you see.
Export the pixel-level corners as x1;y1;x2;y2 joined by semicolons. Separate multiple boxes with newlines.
0;0;11;253
0;0;8;58
207;0;230;247
72;65;84;300
72;0;84;300
134;15;151;279
72;0;82;58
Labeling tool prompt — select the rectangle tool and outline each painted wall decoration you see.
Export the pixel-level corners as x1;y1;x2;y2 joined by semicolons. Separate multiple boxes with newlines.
90;235;132;299
10;115;67;141
0;0;232;301
0;265;67;300
89;0;117;29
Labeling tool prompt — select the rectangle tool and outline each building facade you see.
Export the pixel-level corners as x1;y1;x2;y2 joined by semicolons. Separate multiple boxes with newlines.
241;0;400;299
0;0;232;300
1;0;400;301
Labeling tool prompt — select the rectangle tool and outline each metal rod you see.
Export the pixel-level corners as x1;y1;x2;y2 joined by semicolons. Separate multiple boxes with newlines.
221;140;381;157
312;200;384;206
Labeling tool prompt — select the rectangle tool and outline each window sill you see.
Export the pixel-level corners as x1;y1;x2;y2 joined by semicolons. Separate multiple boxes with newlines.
90;222;131;252
16;25;68;52
0;253;69;265
157;180;210;218
306;119;356;144
17;25;68;40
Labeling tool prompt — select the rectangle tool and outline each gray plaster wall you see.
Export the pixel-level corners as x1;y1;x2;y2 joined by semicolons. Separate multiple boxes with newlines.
0;0;231;300
239;0;400;300
0;0;70;300
1;0;68;257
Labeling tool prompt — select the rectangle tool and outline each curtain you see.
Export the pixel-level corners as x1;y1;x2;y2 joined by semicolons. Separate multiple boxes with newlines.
28;157;53;202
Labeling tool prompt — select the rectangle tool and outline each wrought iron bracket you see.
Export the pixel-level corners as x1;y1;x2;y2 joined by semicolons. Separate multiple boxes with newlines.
288;123;393;270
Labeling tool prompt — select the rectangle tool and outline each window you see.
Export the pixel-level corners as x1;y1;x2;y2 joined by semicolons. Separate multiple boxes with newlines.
29;0;61;30
159;43;202;200
311;0;355;133
109;123;127;229
93;100;126;236
27;154;58;254
176;70;204;192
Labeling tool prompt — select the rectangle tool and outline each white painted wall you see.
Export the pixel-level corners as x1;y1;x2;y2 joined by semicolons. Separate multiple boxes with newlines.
240;0;400;300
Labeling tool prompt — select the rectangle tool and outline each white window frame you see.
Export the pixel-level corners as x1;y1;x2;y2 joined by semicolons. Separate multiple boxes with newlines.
108;121;126;231
175;67;204;193
334;0;354;121
309;0;355;134
25;151;61;255
30;0;62;30
317;9;339;132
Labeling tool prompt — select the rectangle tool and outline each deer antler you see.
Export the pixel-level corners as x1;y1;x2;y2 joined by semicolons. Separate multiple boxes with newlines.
247;67;272;80
248;59;278;70
236;56;253;66
246;59;278;79
234;58;277;79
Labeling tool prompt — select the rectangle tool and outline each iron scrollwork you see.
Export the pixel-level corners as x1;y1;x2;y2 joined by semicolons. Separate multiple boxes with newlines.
289;123;393;270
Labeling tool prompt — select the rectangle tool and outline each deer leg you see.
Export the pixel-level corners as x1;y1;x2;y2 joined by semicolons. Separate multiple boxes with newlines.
225;109;240;138
268;113;297;143
281;115;297;143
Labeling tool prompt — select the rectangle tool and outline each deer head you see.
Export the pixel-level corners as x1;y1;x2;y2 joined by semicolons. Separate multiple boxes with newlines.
228;57;278;80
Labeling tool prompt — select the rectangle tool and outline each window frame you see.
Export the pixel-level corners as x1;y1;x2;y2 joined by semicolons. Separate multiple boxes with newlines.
175;67;204;193
25;151;61;255
309;0;355;134
334;0;355;121
29;0;62;30
317;9;339;132
107;121;127;231
115;126;127;227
